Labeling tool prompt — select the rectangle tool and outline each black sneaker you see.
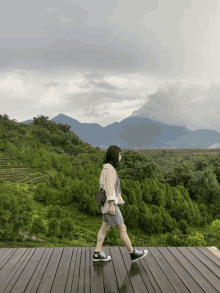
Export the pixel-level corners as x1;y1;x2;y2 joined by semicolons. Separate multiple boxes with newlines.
93;250;111;262
130;248;148;263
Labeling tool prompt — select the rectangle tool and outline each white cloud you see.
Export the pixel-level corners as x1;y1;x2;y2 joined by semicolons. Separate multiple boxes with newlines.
1;0;220;132
131;81;220;133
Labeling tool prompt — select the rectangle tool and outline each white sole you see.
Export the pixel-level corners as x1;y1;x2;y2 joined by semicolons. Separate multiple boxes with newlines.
93;256;111;261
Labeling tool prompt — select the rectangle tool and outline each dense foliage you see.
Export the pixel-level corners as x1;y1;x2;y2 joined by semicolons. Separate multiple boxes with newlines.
0;113;220;248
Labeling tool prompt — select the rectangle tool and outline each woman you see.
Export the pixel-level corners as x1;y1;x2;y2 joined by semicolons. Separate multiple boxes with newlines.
93;145;148;263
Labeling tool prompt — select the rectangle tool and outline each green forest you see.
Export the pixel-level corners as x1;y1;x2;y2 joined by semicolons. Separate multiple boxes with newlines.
0;114;220;250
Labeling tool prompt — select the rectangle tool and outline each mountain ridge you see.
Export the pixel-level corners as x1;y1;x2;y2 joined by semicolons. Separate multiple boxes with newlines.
17;114;220;149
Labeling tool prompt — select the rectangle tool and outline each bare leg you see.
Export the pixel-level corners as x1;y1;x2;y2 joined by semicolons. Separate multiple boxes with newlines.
120;230;133;253
95;226;106;251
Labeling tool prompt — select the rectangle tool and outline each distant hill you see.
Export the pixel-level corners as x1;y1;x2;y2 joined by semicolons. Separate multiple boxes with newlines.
17;113;220;149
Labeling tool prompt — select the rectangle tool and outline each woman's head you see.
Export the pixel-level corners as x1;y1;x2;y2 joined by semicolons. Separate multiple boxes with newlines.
102;145;122;169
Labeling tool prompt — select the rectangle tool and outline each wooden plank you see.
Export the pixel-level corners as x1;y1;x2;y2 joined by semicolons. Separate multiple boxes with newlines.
142;247;176;293
0;248;19;270
85;247;91;293
109;246;134;293
157;247;204;293
78;247;85;293
1;248;35;293
50;247;74;293
182;247;220;292
136;247;162;293
90;246;105;293
119;246;152;292
71;246;82;293
101;247;120;293
197;247;220;267
149;246;194;293
0;248;23;278
0;248;28;291
0;248;11;263
0;246;220;293
64;247;78;293
188;247;220;279
169;247;219;293
25;248;52;293
4;247;47;293
32;247;63;293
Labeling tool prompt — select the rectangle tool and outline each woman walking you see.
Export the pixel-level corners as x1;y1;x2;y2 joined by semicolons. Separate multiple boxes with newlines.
93;145;148;262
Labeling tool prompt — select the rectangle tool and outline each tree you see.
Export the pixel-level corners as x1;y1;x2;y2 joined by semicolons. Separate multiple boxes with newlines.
59;218;75;239
30;216;48;241
161;210;176;233
153;188;166;208
33;115;51;127
47;218;59;243
186;168;219;205
31;127;51;145
51;174;62;190
0;114;10;121
0;184;35;241
209;219;220;241
142;181;153;203
185;231;207;247
153;213;163;234
177;219;189;234
125;204;139;229
60;186;72;205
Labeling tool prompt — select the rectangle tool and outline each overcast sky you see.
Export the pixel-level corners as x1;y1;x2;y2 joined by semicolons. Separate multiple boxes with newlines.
1;0;220;133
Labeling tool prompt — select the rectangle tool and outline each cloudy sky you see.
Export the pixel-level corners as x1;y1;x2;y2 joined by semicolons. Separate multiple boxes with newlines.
1;0;220;133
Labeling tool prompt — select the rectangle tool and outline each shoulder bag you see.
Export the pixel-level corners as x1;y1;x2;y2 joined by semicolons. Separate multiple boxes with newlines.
95;187;106;207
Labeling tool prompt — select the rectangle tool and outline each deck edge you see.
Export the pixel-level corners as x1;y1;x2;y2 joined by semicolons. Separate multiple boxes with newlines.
206;246;220;259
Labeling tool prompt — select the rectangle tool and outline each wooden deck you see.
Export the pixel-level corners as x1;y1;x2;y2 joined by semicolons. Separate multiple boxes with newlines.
0;246;220;293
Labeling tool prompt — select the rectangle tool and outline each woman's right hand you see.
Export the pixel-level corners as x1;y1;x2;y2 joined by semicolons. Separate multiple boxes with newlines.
109;204;115;215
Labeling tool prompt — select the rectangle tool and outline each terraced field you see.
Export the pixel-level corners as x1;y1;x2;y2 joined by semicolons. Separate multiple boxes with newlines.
0;151;51;197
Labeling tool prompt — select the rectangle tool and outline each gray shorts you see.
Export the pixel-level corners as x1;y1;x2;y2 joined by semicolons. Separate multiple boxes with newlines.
103;204;124;227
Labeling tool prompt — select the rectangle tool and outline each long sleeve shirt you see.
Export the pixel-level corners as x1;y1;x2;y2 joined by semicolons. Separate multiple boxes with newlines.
99;163;125;213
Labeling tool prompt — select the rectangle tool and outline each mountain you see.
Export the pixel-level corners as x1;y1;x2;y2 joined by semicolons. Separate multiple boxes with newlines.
17;113;220;149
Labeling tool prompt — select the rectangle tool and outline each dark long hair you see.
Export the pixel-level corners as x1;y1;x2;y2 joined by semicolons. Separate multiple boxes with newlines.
102;145;121;170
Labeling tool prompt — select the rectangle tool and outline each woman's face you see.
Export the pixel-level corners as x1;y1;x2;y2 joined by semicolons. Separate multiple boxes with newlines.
119;152;121;162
